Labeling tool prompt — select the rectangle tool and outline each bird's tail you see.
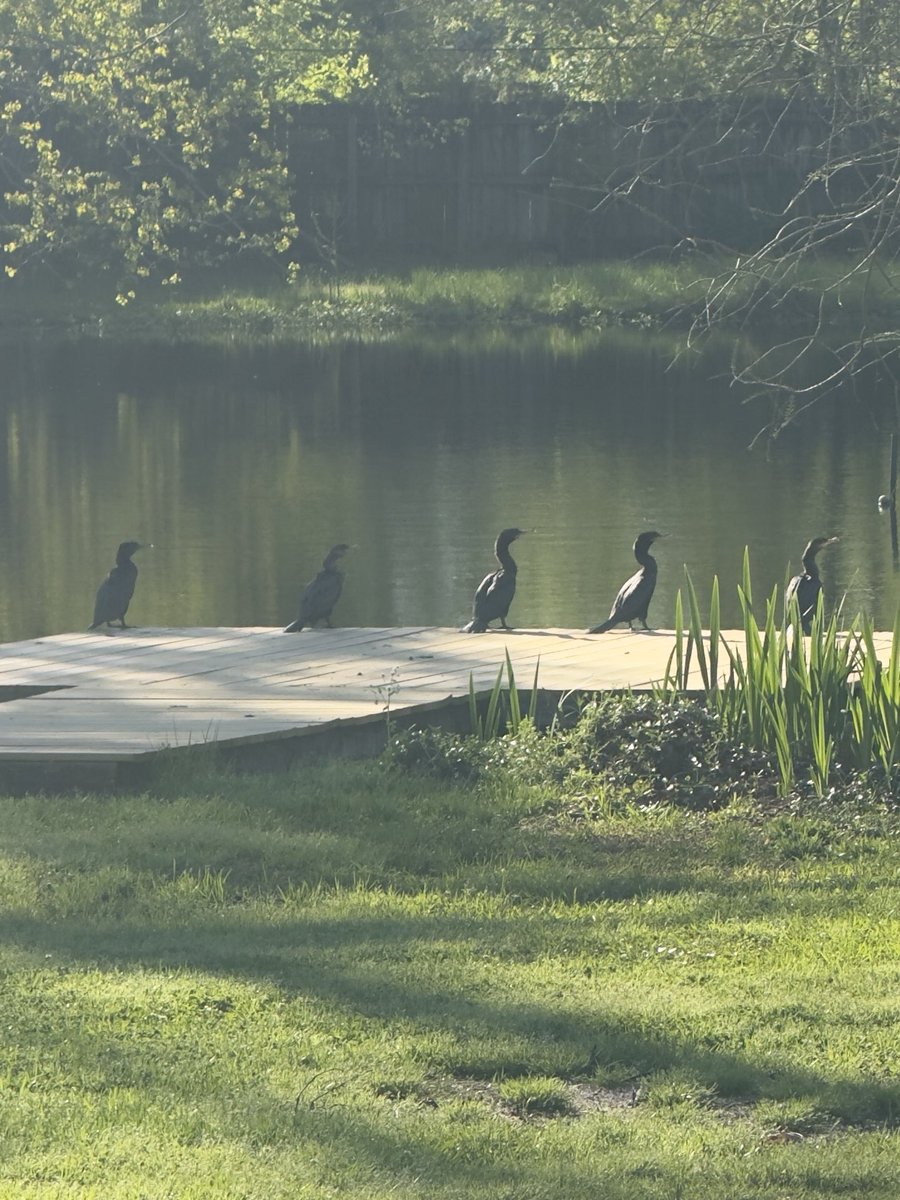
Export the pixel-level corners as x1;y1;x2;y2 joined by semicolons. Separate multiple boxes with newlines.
283;620;303;633
462;619;487;633
587;619;614;634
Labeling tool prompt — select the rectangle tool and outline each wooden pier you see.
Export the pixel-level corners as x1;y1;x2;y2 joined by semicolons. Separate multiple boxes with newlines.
0;626;893;789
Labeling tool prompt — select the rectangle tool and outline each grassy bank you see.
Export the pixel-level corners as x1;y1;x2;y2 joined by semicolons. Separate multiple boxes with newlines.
3;254;898;343
1;751;898;1198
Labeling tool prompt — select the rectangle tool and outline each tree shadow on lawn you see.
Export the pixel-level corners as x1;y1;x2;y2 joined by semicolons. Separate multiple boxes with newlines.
0;799;718;904
2;905;896;1128
3;779;885;910
0;818;882;919
0;992;786;1200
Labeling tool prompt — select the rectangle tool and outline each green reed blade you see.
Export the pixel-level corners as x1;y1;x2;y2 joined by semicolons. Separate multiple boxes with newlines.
672;587;685;691
810;695;833;797
708;574;721;693
528;657;541;723
685;569;710;691
887;607;900;702
505;650;521;734
741;545;753;608
467;672;482;738
483;663;505;740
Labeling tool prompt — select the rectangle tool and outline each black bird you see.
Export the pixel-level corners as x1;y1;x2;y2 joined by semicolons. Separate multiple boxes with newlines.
463;527;526;633
588;531;663;633
785;535;839;634
284;543;350;632
90;541;143;630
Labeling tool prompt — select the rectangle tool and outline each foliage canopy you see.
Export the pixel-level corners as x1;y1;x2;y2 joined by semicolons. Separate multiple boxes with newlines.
2;0;899;405
0;0;367;294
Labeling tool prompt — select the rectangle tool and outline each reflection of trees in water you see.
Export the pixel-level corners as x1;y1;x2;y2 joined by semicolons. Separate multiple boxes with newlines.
0;335;897;641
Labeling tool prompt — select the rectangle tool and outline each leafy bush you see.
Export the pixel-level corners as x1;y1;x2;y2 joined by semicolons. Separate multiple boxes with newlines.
385;693;776;811
562;692;773;809
385;717;569;785
384;726;486;781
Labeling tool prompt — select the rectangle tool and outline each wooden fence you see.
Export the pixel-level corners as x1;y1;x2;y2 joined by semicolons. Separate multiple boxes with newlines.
286;98;841;263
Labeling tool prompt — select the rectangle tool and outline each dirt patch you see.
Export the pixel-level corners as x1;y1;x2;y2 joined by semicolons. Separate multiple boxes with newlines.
375;1076;640;1119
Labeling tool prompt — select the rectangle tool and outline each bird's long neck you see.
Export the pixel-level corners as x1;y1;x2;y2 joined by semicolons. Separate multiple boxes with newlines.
801;552;820;578
635;546;655;570
496;541;517;573
116;550;132;567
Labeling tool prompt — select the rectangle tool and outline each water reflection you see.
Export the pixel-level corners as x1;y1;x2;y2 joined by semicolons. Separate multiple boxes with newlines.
1;329;898;642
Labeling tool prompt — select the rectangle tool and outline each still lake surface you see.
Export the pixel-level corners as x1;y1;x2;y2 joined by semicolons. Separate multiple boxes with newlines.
2;327;898;643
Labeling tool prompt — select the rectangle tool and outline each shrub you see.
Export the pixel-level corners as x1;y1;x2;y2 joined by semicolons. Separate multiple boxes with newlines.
563;692;773;808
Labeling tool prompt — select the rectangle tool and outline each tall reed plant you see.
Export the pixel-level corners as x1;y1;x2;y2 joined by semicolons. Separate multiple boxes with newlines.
663;549;899;797
468;651;540;740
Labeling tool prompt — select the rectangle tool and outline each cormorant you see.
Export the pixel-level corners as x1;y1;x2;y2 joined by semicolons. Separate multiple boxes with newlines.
785;535;838;634
284;543;350;632
588;531;663;633
90;541;143;630
463;527;526;633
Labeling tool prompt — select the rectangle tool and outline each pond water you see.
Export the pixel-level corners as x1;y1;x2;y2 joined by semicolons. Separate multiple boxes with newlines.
2;328;898;643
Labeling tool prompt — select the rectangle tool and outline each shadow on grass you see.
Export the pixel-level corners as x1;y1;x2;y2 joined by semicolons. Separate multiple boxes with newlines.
2;902;897;1129
1;760;898;1141
1;781;888;911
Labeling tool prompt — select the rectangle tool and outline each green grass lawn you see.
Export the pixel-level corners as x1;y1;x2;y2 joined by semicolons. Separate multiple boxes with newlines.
1;757;898;1198
4;254;898;343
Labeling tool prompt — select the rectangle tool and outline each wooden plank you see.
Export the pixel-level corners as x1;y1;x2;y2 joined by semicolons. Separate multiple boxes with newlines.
0;626;894;767
0;631;377;689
